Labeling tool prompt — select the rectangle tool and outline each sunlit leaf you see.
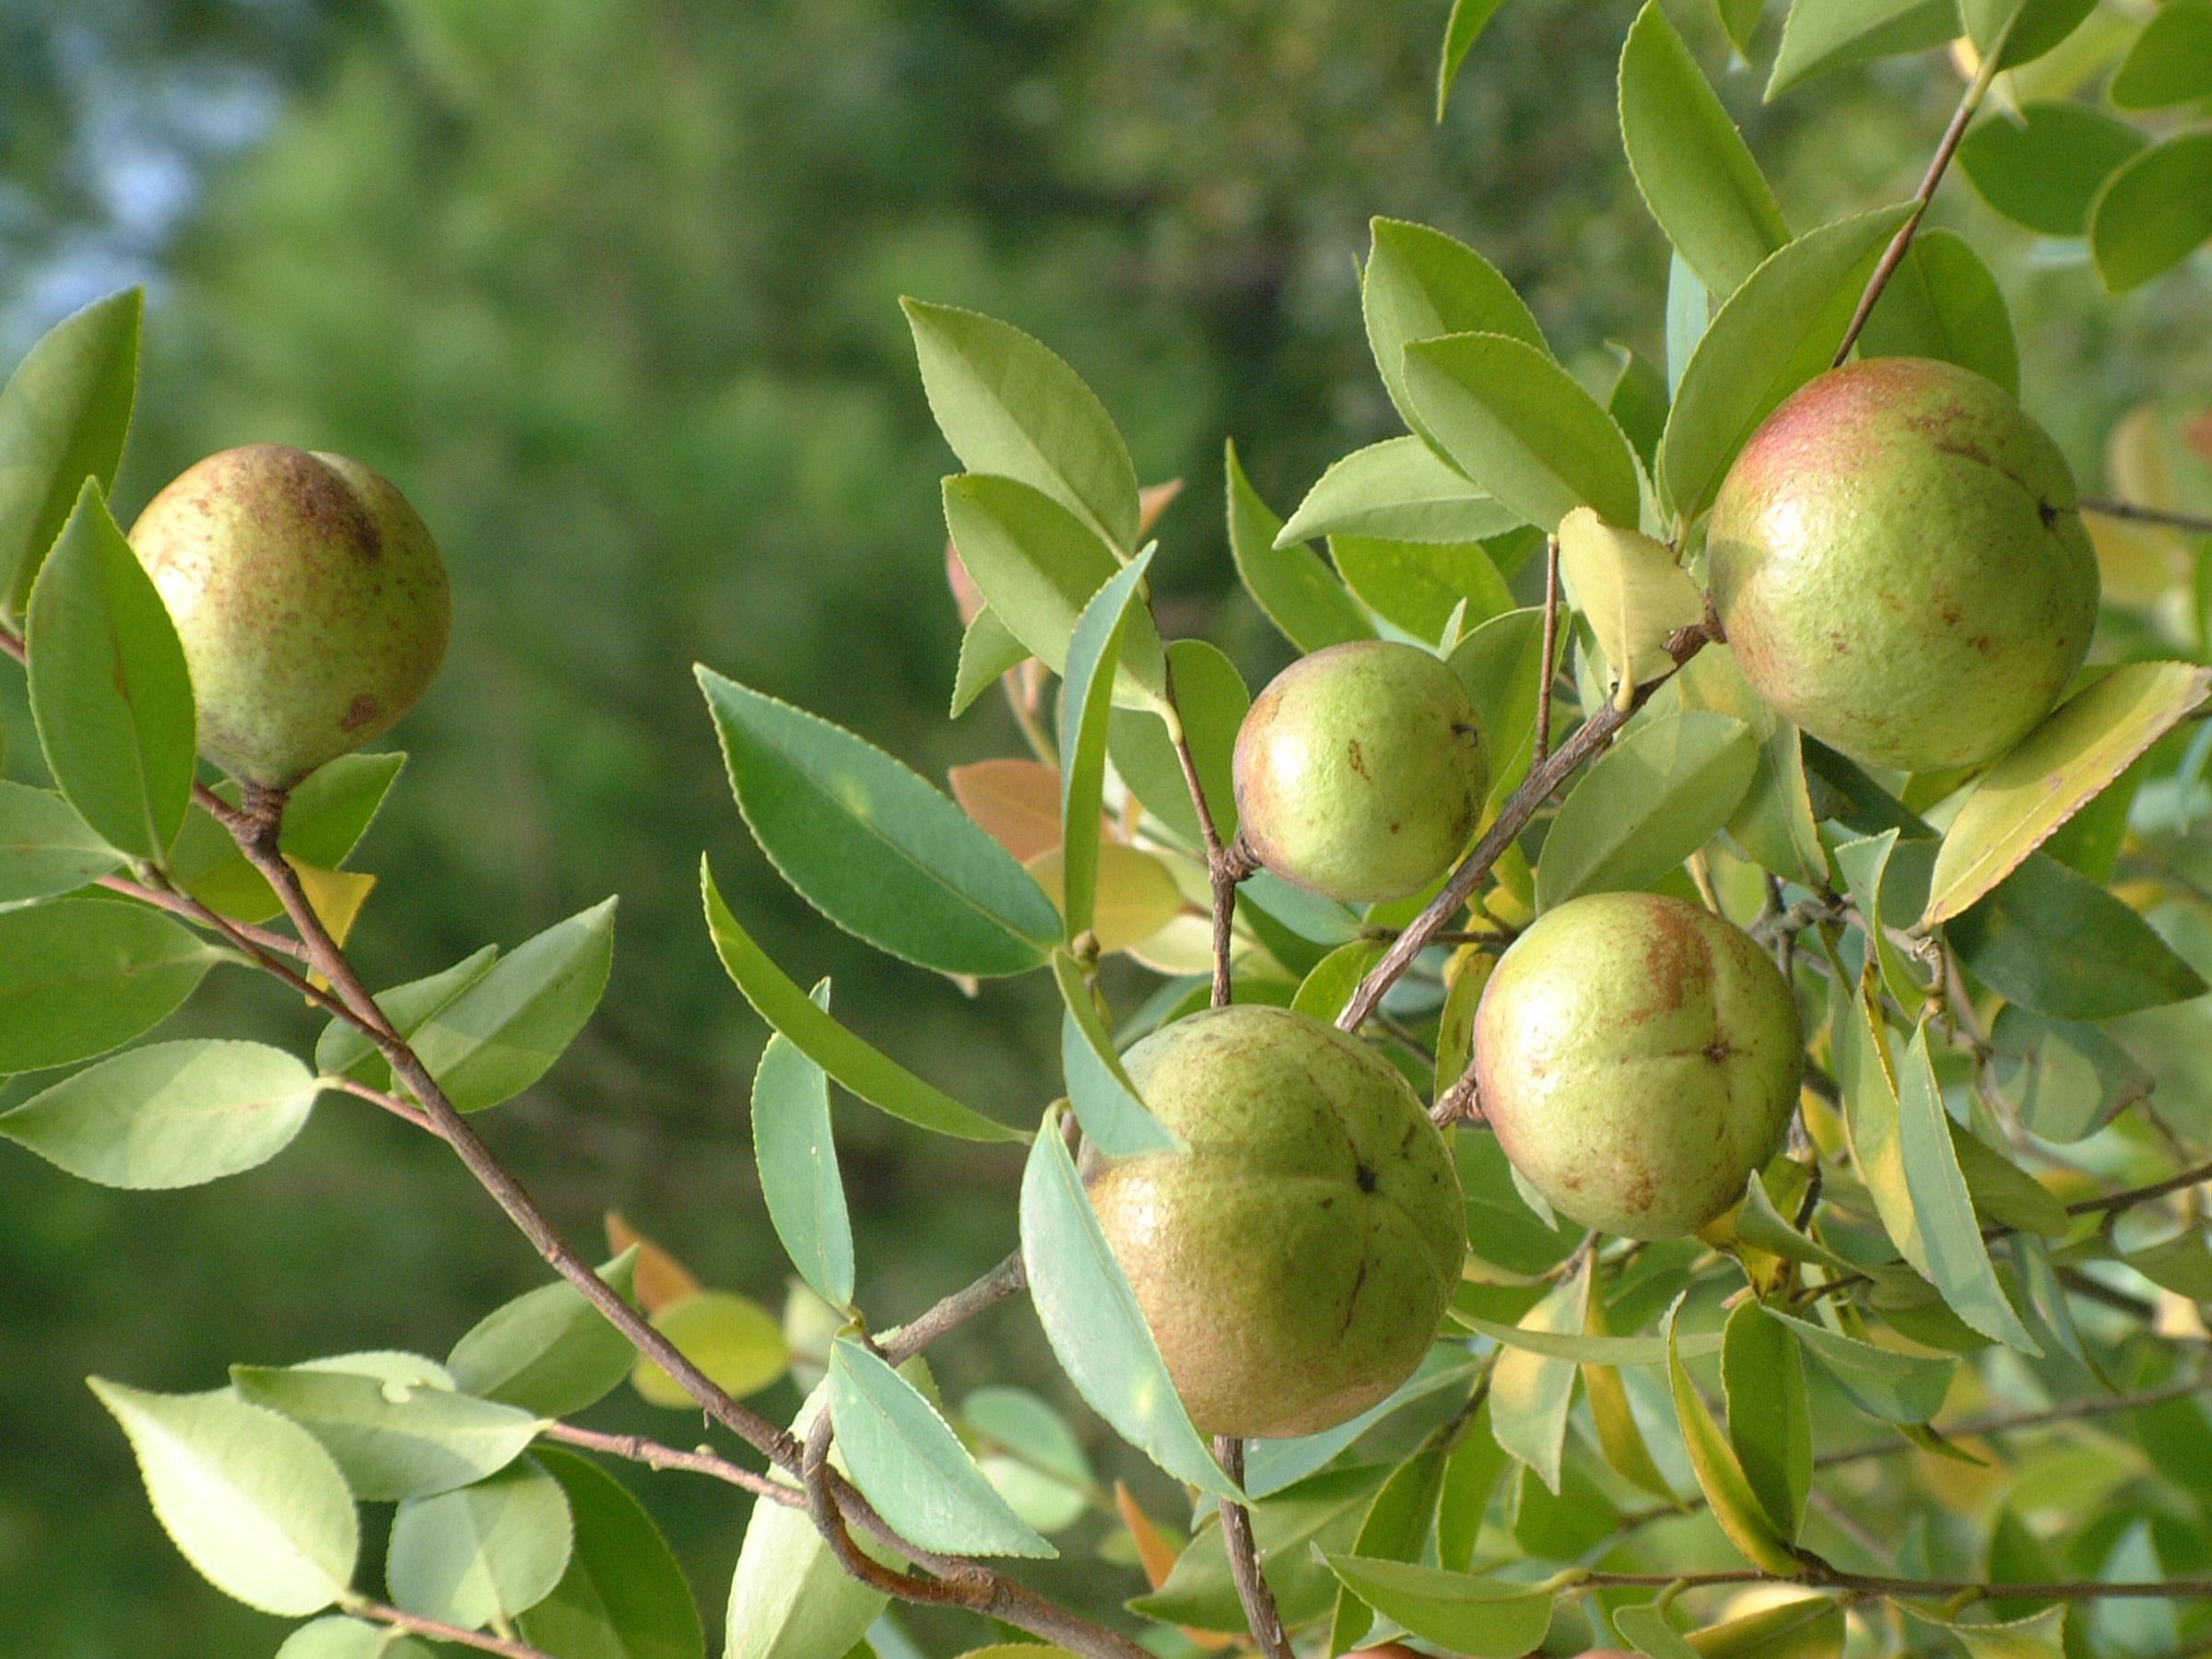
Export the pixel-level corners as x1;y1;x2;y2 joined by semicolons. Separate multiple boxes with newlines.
1280;437;1520;547
1319;1555;1553;1657
1226;441;1373;653
1535;710;1757;909
1489;1257;1589;1493
386;1459;572;1632
1722;1302;1809;1540
229;1365;541;1501
1364;218;1546;446
1857;229;2018;397
1557;506;1705;695
1665;1297;1799;1572
630;1290;788;1408
445;1252;642;1419
1057;551;1152;941
754;981;856;1310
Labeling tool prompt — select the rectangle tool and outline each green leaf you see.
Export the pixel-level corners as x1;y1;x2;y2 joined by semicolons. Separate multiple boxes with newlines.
1608;345;1671;472
1438;1400;1509;1569
828;1337;1053;1558
1960;0;2097;67
1226;440;1373;653
1364;218;1546;449
755;981;856;1310
2111;1;2212;108
521;1446;705;1659
1133;1464;1385;1630
1948;1122;2067;1238
1835;830;1929;1013
1902;1605;2066;1659
1241;1350;1483;1500
1489;1258;1589;1493
1318;1556;1554;1657
445;1253;642;1419
1331;534;1516;642
0;288;140;615
1404;333;1642;532
1557;507;1706;695
1719;0;1766;56
315;945;499;1086
1290;938;1387;1024
0;1040;320;1189
405;899;618;1112
0;897;217;1073
277;1618;430;1658
89;1377;357;1616
1583;1288;1675;1501
230;1365;542;1500
702;864;1022;1142
1618;1;1790;298
630;1290;789;1408
1535;710;1758;910
1461;1318;1723;1366
951;605;1029;718
1924;663;2212;925
961;1386;1095;1535
701;665;1060;975
1765;0;1957;99
1449;606;1553;803
939;474;1165;706
1665;1297;1799;1573
25;481;195;860
902;300;1138;554
1053;953;1178;1157
387;1459;573;1631
1723;1302;1809;1541
1279;437;1521;547
1328;1447;1449;1655
1676;651;1826;887
1950;852;2206;1018
1856;229;2018;398
1658;206;1913;520
1666;253;1711;398
1688;1595;1844;1659
1987;1005;2150;1143
165;753;407;924
1017;1104;1233;1498
1958;101;2147;238
1760;1308;1955;1423
0;780;124;902
1057;551;1153;940
2089;130;2212;294
1106;639;1246;846
1436;0;1511;119
1618;1601;1704;1659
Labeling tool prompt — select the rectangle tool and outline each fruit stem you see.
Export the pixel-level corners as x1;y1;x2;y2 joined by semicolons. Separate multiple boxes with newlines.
1535;533;1561;762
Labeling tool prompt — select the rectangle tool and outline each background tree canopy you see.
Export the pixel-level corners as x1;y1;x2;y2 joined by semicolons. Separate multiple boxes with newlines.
1;1;2206;1653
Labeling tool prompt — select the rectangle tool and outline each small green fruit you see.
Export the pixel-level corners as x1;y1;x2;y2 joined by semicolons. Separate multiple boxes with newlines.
1233;640;1487;904
1708;358;2098;774
1474;892;1801;1241
130;444;451;787
1087;1005;1465;1439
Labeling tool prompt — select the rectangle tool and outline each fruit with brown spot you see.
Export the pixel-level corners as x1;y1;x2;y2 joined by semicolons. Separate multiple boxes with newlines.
130;445;450;787
1087;1004;1465;1438
1474;892;1801;1240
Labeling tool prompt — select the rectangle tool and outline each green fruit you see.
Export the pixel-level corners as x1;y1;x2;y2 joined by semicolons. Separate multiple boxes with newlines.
130;445;451;787
1087;1004;1465;1439
1707;358;2098;774
1233;640;1488;904
1474;893;1801;1241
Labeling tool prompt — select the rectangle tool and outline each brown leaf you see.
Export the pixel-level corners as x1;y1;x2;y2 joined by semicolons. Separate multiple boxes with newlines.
606;1210;702;1314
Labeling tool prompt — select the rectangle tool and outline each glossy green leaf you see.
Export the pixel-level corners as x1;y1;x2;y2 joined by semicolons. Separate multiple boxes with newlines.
701;665;1060;974
387;1459;573;1631
164;753;406;924
1618;1601;1704;1659
2111;1;2212;108
1608;344;1670;471
0;1040;319;1189
630;1289;788;1408
2090;130;2212;293
1618;1;1789;298
1535;710;1758;909
25;482;194;860
1960;0;2097;67
1331;534;1516;642
521;1446;705;1659
1760;1308;1954;1423
1950;851;2206;1018
1449;606;1551;803
1766;0;1957;99
0;780;124;901
903;300;1138;553
1665;1298;1799;1572
829;1337;1053;1558
1053;953;1177;1157
1462;1318;1722;1366
950;606;1029;718
1319;1555;1553;1657
276;1618;430;1658
1057;551;1152;940
315;945;500;1087
1017;1104;1232;1498
702;865;1021;1141
0;898;217;1073
1106;638;1247;846
89;1378;356;1616
404;898;617;1112
1658;206;1912;519
1405;332;1641;532
1489;1260;1589;1494
1924;663;2212;925
1328;1447;1449;1655
1676;650;1825;887
1226;440;1372;653
1558;506;1706;693
0;288;140;614
1902;1605;2066;1659
1987;1004;2150;1143
1958;101;2147;238
1364;218;1545;445
755;980;856;1309
1857;229;2018;397
230;1365;541;1500
1437;1400;1509;1570
1723;1302;1809;1541
1290;938;1386;1024
1280;437;1521;547
445;1253;642;1419
1436;0;1511;119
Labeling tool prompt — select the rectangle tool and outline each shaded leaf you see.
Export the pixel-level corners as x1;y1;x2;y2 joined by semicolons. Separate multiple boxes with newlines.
2110;2;2212;109
1107;638;1247;846
1665;1298;1799;1573
1958;101;2146;238
630;1290;788;1408
1535;710;1757;909
950;606;1029;718
1053;953;1178;1157
0;781;124;902
1489;1259;1590;1493
1226;441;1372;653
315;945;500;1088
1760;1309;1954;1424
0;897;217;1073
445;1253;643;1419
387;1459;573;1631
1448;606;1552;803
1319;1556;1553;1657
229;1365;541;1500
1857;229;2018;397
2090;132;2212;295
1057;552;1153;940
1950;852;2206;1019
1766;0;1957;99
1331;534;1515;641
521;1446;705;1659
1987;1005;2150;1144
1437;0;1511;119
1723;1302;1810;1540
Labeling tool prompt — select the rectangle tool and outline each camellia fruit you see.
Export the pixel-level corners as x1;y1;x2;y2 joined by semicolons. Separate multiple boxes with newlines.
1087;1005;1465;1438
1233;639;1487;904
130;444;452;787
1706;357;2098;774
1474;892;1801;1240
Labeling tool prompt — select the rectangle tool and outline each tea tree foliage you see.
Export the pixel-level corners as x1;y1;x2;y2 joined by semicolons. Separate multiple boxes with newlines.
5;4;2212;1658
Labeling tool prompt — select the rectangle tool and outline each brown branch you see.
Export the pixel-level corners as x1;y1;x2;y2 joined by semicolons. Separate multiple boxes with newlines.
2067;1160;2212;1218
1571;1567;2212;1601
1832;32;2008;367
324;1075;437;1133
878;1250;1027;1367
1534;533;1560;765
1337;623;1716;1032
95;873;311;962
537;1422;792;1504
1215;1435;1295;1659
346;1599;555;1657
2080;499;2212;535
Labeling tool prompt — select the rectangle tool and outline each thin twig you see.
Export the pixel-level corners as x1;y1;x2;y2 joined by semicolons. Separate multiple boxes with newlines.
879;1251;1027;1367
2068;1160;2212;1218
1571;1567;2212;1601
347;1599;556;1657
537;1422;792;1504
94;873;311;961
324;1075;437;1132
2080;499;2212;535
1215;1436;1295;1659
1534;533;1560;765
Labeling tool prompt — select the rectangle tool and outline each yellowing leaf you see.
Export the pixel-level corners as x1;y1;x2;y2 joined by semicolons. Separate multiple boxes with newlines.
630;1290;789;1408
1024;844;1185;955
1923;662;2212;924
2087;407;2192;607
950;758;1098;864
1557;507;1705;704
288;861;376;993
1665;1298;1800;1575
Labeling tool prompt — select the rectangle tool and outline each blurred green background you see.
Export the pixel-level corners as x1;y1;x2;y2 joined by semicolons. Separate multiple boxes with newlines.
2;1;2206;1653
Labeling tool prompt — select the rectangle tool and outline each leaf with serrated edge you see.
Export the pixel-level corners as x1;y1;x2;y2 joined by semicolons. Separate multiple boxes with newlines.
1053;953;1178;1156
1058;551;1152;939
1226;440;1373;653
1665;1297;1799;1573
386;1459;573;1631
1319;1556;1554;1657
1279;436;1520;547
521;1446;704;1659
755;981;856;1309
445;1252;641;1418
229;1366;541;1501
1557;506;1705;694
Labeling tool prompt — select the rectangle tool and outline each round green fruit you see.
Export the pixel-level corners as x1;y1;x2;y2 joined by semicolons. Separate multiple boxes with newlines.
1232;640;1487;904
1087;1004;1465;1439
1707;358;2098;774
130;444;452;787
1473;892;1802;1241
